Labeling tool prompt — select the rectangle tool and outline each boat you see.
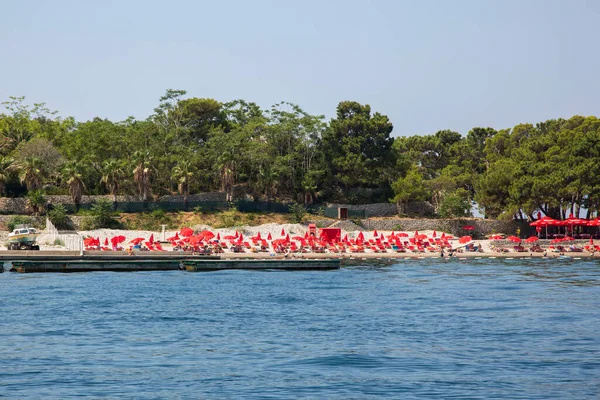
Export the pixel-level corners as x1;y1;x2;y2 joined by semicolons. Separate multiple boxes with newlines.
7;225;40;250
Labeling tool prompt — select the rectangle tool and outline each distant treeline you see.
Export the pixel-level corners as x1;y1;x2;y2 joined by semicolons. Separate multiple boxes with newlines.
0;90;598;221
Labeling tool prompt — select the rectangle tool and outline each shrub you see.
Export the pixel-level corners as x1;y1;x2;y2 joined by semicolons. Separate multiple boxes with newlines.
90;199;116;228
7;216;33;231
438;190;472;218
47;203;69;230
53;238;65;246
26;190;46;215
289;203;307;223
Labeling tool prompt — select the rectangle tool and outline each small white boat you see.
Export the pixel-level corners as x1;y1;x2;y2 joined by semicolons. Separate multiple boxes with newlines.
7;225;40;250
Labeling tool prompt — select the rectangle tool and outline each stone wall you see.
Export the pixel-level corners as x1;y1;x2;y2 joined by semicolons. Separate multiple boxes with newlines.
359;218;519;237
325;201;435;217
0;192;228;214
305;217;518;236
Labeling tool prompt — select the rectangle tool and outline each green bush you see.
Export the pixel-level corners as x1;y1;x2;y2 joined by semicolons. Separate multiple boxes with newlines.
26;190;46;215
47;203;69;230
53;238;65;246
7;216;33;231
78;217;97;231
289;203;307;223
90;199;117;228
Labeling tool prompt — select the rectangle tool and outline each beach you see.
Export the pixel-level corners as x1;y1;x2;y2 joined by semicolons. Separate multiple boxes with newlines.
7;224;595;260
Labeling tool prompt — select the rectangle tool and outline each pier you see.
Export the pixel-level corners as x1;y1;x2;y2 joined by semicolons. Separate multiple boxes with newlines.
1;251;340;273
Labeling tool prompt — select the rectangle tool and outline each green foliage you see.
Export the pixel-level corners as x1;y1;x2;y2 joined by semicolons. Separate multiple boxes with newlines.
47;203;69;230
391;167;429;214
215;209;238;228
53;238;65;246
7;215;32;231
193;205;204;214
26;190;46;215
90;199;116;228
289;203;307;223
3;94;600;221
438;190;472;218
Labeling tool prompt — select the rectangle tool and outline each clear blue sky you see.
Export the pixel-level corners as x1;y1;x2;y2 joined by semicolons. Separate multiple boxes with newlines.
1;0;599;136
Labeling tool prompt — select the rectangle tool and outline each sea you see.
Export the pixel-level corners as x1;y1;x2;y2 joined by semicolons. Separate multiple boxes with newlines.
1;258;599;399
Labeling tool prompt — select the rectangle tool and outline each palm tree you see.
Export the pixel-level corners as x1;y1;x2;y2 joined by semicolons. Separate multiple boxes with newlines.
101;159;123;210
14;156;45;191
173;160;194;210
0;155;14;195
132;151;152;205
62;162;85;212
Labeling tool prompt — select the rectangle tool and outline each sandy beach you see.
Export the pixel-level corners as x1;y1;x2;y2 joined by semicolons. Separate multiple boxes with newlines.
5;223;593;260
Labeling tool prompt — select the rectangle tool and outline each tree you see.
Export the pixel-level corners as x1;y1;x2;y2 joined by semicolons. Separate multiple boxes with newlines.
172;159;194;209
132;151;152;203
101;159;124;209
26;190;46;216
0;155;14;195
391;167;429;215
62;162;85;212
14;156;46;191
322;101;394;191
438;189;472;218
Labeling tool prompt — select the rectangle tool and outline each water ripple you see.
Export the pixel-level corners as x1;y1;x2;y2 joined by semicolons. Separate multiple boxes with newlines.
1;259;599;398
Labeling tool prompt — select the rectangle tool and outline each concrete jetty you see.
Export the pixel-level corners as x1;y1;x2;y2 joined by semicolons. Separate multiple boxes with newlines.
1;251;341;273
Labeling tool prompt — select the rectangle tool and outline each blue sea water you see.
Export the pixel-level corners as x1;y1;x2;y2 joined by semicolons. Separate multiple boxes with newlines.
1;258;599;399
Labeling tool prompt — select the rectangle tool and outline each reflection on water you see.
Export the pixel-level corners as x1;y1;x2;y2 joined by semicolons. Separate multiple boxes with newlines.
1;259;599;399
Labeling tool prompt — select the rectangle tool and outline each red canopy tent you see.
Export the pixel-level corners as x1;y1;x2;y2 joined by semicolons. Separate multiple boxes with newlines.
319;228;341;244
530;216;560;238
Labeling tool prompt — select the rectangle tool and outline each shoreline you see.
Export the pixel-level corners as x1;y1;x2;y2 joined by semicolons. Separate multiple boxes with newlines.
0;249;596;260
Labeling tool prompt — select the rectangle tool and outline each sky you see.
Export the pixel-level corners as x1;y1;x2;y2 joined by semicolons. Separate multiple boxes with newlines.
1;0;599;136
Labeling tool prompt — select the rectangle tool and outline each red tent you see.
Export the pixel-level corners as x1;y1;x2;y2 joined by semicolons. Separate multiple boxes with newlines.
319;228;341;244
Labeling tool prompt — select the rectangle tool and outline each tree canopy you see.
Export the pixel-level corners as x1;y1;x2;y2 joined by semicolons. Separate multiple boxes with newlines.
0;92;598;220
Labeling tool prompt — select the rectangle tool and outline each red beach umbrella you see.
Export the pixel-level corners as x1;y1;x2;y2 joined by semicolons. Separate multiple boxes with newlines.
525;236;539;243
149;234;154;244
180;227;194;237
373;230;378;237
223;235;236;240
285;234;290;243
507;236;521;243
281;228;285;236
267;232;272;240
216;233;221;240
459;235;472;244
432;230;437;238
398;232;408;238
130;237;144;245
104;238;109;246
167;234;179;241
